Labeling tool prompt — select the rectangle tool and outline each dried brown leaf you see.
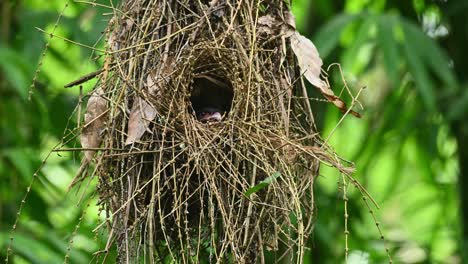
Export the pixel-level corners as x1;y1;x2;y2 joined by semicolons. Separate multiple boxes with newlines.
290;31;326;89
146;57;174;96
258;14;279;35
146;71;161;96
125;97;157;145
290;32;361;118
81;88;107;161
258;15;276;27
209;1;225;17
283;10;296;29
323;93;362;118
125;59;175;145
257;15;277;35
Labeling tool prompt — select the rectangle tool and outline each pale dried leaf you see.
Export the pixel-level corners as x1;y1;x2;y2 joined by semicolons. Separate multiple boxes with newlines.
209;0;225;17
280;11;295;38
146;71;161;96
258;14;278;35
283;10;296;29
290;31;326;89
81;88;107;161
258;15;276;27
125;97;157;145
290;32;362;118
146;57;174;96
128;61;172;145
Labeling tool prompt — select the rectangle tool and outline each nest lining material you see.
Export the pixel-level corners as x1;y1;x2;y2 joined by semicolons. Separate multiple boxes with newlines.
76;0;356;263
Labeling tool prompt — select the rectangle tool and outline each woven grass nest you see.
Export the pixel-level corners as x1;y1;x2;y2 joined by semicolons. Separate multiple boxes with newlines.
75;0;356;262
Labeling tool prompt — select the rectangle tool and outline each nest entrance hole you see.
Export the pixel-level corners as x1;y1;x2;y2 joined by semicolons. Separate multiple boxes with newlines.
190;74;234;123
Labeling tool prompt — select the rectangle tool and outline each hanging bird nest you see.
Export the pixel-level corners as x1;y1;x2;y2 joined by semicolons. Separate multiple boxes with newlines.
75;0;357;262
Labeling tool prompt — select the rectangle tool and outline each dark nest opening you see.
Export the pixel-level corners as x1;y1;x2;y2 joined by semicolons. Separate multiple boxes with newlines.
189;62;234;123
75;0;354;263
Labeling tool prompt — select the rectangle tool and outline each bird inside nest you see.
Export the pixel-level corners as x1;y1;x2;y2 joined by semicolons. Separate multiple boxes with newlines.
190;75;233;123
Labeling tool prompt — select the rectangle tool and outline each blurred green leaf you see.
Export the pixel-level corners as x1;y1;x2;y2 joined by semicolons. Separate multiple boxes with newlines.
245;172;281;197
402;25;436;111
9;232;63;264
3;148;35;181
447;85;468;120
0;46;31;100
377;15;401;86
342;15;376;74
18;10;58;61
401;19;458;90
313;13;360;58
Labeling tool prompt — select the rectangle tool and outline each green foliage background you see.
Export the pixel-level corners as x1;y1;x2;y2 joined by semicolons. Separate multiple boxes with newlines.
1;0;467;263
